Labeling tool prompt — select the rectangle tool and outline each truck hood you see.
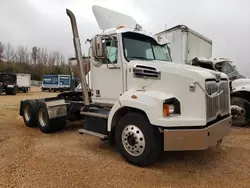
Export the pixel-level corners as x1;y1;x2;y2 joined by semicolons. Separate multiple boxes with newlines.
232;78;250;89
129;60;228;81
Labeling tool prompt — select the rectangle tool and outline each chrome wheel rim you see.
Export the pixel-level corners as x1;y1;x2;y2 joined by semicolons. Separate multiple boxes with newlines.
232;105;245;125
38;109;47;127
23;105;31;122
122;125;145;156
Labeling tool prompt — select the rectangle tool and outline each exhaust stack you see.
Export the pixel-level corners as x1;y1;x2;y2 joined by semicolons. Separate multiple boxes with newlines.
66;9;90;106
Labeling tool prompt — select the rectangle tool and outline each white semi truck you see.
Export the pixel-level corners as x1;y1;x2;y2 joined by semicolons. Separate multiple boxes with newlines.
192;57;250;127
19;6;232;166
155;25;250;127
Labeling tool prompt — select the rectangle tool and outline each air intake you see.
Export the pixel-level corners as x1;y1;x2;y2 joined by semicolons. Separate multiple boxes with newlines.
133;64;161;80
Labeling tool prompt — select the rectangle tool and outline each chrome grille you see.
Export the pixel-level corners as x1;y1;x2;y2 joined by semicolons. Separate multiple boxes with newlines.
205;80;230;122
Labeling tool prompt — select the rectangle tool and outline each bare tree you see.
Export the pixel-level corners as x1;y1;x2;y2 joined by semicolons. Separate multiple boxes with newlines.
16;45;29;64
48;52;56;66
54;52;60;66
60;54;65;66
0;42;4;59
31;46;40;65
4;43;15;62
39;48;49;65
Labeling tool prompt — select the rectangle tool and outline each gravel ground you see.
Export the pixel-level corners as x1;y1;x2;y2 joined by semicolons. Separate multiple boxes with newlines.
0;87;250;188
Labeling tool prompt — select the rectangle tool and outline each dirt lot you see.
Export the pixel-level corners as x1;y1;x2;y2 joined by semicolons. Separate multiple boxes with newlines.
0;87;250;188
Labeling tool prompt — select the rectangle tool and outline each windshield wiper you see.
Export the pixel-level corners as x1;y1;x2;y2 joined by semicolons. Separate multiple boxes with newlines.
129;56;152;61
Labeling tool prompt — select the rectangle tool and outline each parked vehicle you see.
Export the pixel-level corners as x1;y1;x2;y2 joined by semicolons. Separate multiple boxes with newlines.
0;73;30;95
155;25;212;65
155;25;250;127
41;74;79;92
16;73;31;93
19;6;231;166
192;57;250;127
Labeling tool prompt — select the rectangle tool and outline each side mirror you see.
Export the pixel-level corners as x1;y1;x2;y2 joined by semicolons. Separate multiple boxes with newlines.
91;35;107;59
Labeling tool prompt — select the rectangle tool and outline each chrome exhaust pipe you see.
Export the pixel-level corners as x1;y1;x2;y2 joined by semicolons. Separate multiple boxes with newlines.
66;9;90;106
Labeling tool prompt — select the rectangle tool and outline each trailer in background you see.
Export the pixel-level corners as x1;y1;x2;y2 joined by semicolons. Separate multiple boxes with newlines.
0;73;31;95
155;25;212;65
41;74;80;92
16;73;31;93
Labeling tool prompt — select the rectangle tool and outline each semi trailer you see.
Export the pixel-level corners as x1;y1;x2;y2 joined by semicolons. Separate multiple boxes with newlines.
0;73;30;95
19;6;232;166
155;25;250;127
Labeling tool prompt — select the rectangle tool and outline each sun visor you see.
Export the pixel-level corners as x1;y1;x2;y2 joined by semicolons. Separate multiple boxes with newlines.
92;5;137;30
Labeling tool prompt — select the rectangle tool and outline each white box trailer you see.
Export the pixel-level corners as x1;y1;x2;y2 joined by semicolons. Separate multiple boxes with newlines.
16;73;31;92
155;25;213;65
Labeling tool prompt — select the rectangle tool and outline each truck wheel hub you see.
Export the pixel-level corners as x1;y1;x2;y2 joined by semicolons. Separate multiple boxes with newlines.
38;109;47;127
127;135;136;146
122;125;145;156
23;105;31;122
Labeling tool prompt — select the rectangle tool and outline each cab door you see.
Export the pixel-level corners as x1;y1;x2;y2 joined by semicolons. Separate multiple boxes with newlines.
90;35;124;105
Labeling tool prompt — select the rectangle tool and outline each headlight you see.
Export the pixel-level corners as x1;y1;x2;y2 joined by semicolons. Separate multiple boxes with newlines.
163;98;181;117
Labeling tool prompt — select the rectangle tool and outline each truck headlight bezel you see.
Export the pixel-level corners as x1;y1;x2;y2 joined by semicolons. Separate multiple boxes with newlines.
163;97;181;117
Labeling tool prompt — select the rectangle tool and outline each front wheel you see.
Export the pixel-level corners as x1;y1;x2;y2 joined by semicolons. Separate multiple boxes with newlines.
115;112;162;167
231;96;250;127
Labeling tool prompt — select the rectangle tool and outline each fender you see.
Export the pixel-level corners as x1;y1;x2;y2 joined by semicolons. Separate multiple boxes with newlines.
232;85;250;94
107;90;174;131
231;79;250;94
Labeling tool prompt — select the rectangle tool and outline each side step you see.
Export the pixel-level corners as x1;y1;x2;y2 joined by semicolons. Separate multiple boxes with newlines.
78;129;108;141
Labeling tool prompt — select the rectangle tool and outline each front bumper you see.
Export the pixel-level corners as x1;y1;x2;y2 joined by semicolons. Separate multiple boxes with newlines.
163;116;232;151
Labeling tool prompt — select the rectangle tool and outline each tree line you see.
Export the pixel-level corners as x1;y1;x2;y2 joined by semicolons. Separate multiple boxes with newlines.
0;41;75;80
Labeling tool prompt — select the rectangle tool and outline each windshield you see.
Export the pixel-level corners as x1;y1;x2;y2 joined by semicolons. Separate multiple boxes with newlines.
122;32;171;62
215;61;243;79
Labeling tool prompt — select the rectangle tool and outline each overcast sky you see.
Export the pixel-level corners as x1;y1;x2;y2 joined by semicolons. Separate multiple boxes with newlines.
1;0;250;75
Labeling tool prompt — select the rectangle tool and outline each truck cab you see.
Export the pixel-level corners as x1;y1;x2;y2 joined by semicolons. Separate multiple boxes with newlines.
19;5;232;166
192;57;244;81
192;57;250;127
0;73;18;95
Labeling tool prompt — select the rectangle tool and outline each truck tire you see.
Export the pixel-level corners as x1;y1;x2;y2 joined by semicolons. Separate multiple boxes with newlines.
231;96;250;127
5;87;17;95
23;88;28;93
115;112;162;167
12;87;17;95
37;102;66;133
22;100;38;127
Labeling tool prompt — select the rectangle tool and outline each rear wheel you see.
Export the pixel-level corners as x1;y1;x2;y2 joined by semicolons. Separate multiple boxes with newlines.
231;96;250;127
115;112;162;167
37;102;66;133
12;87;17;95
5;87;17;95
22;100;38;127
